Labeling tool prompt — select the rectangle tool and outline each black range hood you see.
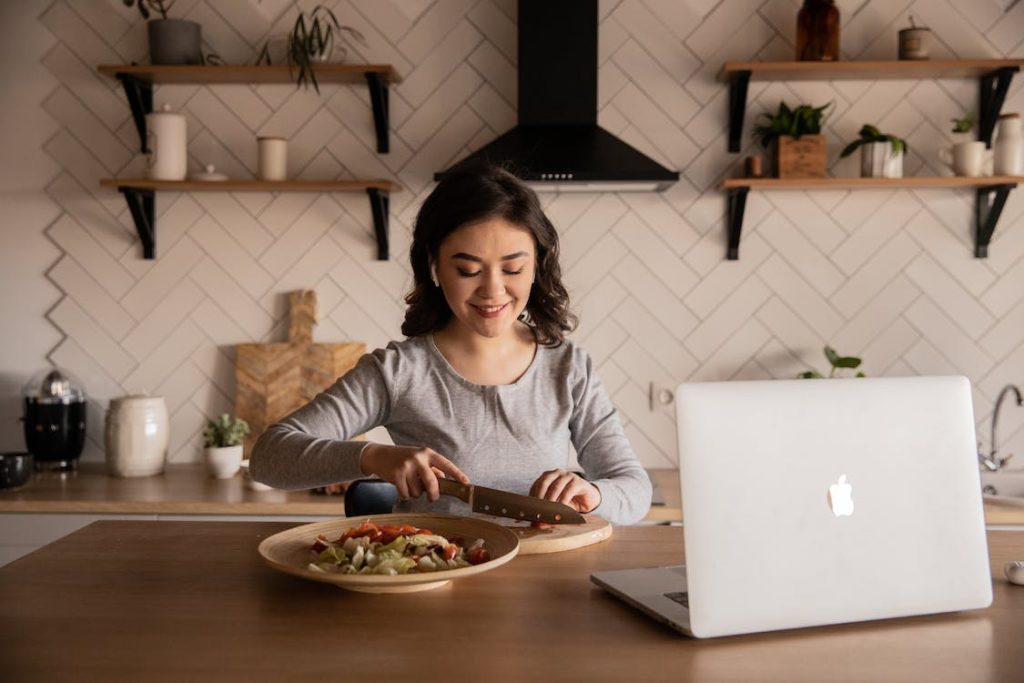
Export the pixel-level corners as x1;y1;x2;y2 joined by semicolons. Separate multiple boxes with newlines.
434;0;679;192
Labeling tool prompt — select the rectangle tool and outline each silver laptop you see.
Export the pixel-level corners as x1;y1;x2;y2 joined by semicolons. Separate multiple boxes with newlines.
591;376;992;638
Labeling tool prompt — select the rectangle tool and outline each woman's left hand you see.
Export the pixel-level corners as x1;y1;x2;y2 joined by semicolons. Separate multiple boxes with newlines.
530;469;601;513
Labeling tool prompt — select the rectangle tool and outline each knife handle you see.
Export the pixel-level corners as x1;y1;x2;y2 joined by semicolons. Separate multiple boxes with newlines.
438;478;471;503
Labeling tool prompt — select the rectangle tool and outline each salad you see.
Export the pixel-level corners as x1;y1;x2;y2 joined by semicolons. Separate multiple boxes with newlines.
308;520;492;576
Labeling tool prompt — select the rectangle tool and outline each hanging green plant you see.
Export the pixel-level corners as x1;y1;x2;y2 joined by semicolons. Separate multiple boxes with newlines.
257;5;367;94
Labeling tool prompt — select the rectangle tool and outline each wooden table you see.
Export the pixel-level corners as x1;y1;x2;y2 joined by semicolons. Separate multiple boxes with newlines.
1;521;1022;682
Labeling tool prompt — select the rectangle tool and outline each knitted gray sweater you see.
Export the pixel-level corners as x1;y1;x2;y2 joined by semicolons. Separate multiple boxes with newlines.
249;335;651;525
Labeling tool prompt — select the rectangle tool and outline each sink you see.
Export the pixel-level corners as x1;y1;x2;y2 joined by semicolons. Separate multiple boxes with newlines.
980;470;1024;506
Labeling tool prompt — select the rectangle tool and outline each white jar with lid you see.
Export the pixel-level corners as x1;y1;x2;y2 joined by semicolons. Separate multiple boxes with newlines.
104;395;169;477
994;113;1022;176
146;103;187;180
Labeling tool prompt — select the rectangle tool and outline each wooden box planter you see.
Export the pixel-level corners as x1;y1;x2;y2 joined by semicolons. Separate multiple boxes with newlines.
775;134;827;178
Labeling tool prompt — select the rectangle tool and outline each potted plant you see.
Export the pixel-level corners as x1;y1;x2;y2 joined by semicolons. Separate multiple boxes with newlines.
256;5;367;93
123;0;202;65
839;124;907;178
798;346;865;379
942;114;986;177
754;101;831;178
202;414;250;479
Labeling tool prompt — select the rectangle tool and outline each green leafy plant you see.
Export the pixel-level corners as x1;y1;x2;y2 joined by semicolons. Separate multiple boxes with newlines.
122;0;174;20
798;346;865;379
754;101;832;149
203;414;250;448
951;114;974;134
839;124;908;159
257;5;367;93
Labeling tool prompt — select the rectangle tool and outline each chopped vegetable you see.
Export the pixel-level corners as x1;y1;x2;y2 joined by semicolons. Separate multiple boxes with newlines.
308;522;491;575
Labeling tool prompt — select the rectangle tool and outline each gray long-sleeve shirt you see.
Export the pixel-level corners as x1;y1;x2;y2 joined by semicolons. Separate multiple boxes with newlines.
249;334;652;525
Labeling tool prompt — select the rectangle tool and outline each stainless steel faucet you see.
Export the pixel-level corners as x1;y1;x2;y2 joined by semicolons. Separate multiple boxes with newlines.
981;384;1023;471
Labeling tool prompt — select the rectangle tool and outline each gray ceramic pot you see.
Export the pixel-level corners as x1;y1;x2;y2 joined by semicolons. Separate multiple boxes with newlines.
148;19;202;65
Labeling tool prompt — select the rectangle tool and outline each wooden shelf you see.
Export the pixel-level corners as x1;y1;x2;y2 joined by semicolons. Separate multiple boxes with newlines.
722;59;1021;153
719;59;1024;82
101;178;399;261
721;176;1024;190
99;178;401;192
97;63;400;154
96;63;402;85
721;176;1020;261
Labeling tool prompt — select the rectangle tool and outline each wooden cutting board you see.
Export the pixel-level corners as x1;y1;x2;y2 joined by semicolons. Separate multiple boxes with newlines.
506;515;612;555
235;290;366;456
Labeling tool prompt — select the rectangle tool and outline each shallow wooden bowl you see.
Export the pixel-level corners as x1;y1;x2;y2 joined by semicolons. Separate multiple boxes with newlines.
258;513;520;593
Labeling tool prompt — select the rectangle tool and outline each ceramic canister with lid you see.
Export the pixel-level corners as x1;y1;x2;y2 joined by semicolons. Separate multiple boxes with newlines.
994;113;1022;176
146;103;187;180
104;395;169;477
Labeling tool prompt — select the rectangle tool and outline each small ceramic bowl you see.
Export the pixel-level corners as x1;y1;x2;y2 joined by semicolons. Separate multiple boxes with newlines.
240;459;274;491
0;452;34;490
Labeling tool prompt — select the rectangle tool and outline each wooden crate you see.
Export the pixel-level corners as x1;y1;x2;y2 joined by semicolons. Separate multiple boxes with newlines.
776;134;827;178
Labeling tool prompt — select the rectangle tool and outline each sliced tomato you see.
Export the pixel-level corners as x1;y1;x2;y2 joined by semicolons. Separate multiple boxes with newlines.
467;547;491;565
442;544;458;561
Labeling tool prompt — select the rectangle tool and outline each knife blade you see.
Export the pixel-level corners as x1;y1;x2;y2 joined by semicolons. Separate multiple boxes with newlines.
437;478;586;525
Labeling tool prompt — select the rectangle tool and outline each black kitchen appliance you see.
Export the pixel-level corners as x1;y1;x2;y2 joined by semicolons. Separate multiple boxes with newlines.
22;368;87;471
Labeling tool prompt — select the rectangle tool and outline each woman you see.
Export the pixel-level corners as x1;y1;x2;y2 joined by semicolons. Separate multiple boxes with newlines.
250;165;651;525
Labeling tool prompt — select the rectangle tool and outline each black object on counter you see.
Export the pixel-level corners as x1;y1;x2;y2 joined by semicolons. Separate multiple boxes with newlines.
22;368;87;471
0;452;33;490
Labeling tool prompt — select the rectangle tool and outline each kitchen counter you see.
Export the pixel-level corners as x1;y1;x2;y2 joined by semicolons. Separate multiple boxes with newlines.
1;520;1022;682
2;464;1022;524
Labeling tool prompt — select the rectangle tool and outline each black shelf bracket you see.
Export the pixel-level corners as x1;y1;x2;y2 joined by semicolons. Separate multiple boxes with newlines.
975;183;1017;258
365;73;390;154
116;73;154;154
118;186;156;259
725;187;749;260
978;66;1019;149
727;70;751;153
366;188;390;260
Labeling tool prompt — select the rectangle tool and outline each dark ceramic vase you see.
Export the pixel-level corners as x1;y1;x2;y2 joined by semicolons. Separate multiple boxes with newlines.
148;19;202;65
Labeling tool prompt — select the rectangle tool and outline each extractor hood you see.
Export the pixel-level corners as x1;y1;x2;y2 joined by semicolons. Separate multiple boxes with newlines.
434;0;679;192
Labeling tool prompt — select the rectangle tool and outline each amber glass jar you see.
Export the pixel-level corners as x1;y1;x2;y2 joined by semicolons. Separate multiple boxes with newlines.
796;0;840;61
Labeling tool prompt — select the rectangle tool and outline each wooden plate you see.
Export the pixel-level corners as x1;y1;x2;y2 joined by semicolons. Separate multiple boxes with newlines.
504;515;612;555
257;513;520;593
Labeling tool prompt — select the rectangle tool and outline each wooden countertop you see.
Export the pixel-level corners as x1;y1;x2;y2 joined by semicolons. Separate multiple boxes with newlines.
2;465;1022;524
1;521;1022;681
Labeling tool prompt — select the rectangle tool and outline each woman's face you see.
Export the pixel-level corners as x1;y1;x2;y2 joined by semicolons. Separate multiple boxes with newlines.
433;217;536;341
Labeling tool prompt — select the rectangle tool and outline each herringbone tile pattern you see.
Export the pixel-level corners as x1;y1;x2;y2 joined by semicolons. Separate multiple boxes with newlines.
28;0;1024;468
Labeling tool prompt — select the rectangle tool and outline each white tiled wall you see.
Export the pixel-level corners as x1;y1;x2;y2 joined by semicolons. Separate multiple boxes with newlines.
1;0;1022;470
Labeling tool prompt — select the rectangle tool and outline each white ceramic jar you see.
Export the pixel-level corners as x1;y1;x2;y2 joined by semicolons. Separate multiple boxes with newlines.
994;113;1022;176
258;136;288;180
104;395;169;477
146;104;187;180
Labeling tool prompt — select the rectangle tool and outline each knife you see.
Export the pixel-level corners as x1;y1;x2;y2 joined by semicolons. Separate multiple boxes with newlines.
437;478;586;525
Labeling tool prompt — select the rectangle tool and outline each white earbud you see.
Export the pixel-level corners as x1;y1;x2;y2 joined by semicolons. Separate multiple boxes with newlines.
430;266;439;288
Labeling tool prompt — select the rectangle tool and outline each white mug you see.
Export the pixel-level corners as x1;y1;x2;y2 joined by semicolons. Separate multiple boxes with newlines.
258;137;288;181
939;141;990;177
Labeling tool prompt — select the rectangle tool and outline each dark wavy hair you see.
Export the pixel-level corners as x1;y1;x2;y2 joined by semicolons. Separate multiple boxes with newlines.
402;165;577;346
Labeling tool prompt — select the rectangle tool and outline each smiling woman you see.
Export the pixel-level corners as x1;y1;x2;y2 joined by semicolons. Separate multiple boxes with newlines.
249;165;652;525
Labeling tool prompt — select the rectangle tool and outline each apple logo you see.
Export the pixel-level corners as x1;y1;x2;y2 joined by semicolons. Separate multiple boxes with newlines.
827;474;855;517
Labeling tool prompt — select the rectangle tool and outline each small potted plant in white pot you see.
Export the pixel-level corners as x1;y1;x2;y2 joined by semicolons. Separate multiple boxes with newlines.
202;414;249;479
123;0;202;65
840;124;907;178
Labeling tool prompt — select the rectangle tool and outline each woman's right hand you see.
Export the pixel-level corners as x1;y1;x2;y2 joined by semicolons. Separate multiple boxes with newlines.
359;444;469;502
